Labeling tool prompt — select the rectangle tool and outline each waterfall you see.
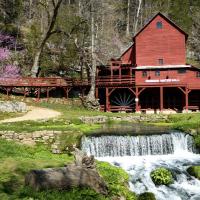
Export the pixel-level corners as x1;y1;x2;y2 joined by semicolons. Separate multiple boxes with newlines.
81;132;195;157
81;131;200;200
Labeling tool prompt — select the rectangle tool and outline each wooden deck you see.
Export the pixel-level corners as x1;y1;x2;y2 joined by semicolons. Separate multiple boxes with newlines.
0;75;136;88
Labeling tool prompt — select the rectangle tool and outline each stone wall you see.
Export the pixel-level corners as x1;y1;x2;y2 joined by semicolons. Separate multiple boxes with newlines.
0;101;27;112
79;115;168;124
0;130;62;153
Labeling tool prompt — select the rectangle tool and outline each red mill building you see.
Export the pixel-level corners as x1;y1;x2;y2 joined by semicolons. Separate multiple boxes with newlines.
96;12;200;113
0;12;200;113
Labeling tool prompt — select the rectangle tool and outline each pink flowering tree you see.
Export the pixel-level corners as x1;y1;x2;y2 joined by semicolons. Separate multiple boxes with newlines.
0;33;21;78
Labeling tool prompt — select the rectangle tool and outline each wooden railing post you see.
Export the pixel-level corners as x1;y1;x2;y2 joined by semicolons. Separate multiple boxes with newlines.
135;87;140;113
160;86;163;112
185;87;189;112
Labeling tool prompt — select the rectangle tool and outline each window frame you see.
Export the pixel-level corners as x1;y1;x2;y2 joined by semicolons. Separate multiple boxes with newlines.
196;71;200;78
158;58;164;65
156;21;163;29
142;71;147;77
177;69;186;74
155;70;160;77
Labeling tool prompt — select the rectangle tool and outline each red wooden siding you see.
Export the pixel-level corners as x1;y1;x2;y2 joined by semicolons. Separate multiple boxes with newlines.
135;68;200;89
135;15;186;66
120;44;135;65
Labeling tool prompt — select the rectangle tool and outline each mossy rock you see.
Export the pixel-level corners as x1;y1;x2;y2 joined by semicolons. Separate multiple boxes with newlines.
187;166;200;180
194;134;200;149
138;192;156;200
150;167;173;185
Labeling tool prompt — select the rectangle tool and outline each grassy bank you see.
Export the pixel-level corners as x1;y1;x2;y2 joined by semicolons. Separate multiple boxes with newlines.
0;139;136;200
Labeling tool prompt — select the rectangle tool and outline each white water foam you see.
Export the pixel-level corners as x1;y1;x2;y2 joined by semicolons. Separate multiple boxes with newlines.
81;132;200;200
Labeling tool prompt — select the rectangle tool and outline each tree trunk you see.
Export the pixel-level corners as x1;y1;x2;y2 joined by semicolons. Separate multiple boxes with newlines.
134;0;142;34
86;0;97;101
30;0;63;77
126;0;130;36
31;49;42;77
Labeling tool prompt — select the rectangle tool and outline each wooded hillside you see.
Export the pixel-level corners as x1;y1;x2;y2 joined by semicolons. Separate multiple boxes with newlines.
0;0;200;78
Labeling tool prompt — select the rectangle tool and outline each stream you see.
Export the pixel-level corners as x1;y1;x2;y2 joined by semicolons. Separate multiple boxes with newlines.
81;125;200;200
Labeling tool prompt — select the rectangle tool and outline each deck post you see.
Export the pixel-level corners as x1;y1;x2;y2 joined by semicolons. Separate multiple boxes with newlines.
135;87;140;113
119;68;122;81
95;87;98;99
46;87;50;101
160;87;163;112
185;87;189;112
37;88;41;102
106;87;109;112
6;87;9;99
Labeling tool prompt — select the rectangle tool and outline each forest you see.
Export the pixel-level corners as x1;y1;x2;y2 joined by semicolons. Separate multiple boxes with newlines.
0;0;200;79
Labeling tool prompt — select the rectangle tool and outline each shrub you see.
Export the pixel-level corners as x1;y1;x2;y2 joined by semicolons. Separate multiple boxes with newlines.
97;161;137;200
194;134;200;149
187;166;200;180
150;167;173;185
138;192;156;200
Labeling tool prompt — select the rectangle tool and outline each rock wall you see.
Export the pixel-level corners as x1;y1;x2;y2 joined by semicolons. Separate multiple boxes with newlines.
0;130;62;153
0;101;27;112
80;115;168;124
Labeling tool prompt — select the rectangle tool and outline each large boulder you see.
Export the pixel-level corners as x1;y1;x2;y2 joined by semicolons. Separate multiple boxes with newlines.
0;101;27;112
25;148;108;195
25;165;108;195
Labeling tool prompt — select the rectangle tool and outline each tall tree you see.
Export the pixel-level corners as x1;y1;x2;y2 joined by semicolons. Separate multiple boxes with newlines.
31;0;63;77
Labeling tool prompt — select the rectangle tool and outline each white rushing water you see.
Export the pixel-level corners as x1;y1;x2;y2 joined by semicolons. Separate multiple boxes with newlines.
81;132;200;200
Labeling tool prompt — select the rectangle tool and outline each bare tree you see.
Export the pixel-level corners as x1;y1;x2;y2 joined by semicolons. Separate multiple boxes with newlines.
126;0;130;36
31;0;63;77
86;0;97;102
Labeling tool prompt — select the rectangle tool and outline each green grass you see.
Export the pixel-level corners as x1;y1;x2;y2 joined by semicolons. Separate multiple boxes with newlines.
0;139;136;200
168;113;200;130
0;112;23;121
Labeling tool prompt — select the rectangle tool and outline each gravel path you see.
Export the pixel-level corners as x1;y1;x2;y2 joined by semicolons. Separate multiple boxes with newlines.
0;106;61;123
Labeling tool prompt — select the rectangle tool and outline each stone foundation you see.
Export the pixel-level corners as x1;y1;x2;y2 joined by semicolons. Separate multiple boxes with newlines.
0;130;62;153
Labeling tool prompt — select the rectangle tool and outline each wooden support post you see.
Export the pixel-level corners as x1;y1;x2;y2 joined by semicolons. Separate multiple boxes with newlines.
46;87;50;101
95;88;98;99
135;87;140;113
6;87;9;99
106;87;109;112
160;87;163;112
63;87;70;99
185;88;189;112
37;88;41;102
119;68;122;82
23;87;26;98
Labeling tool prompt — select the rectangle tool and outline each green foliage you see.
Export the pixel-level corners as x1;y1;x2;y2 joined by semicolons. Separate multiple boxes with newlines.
187;166;200;180
0;139;72;198
97;162;137;200
138;192;156;200
18;187;107;200
0;139;136;200
169;0;192;33
194;134;200;148
168;113;200;131
150;167;173;185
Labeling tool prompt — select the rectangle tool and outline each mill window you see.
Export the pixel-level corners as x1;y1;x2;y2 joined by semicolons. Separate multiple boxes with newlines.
142;71;147;77
158;59;164;65
178;69;186;74
196;71;200;78
155;70;160;76
156;21;163;29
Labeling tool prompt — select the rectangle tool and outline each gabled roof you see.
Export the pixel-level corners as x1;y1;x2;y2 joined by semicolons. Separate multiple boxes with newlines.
120;43;134;59
133;12;188;40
